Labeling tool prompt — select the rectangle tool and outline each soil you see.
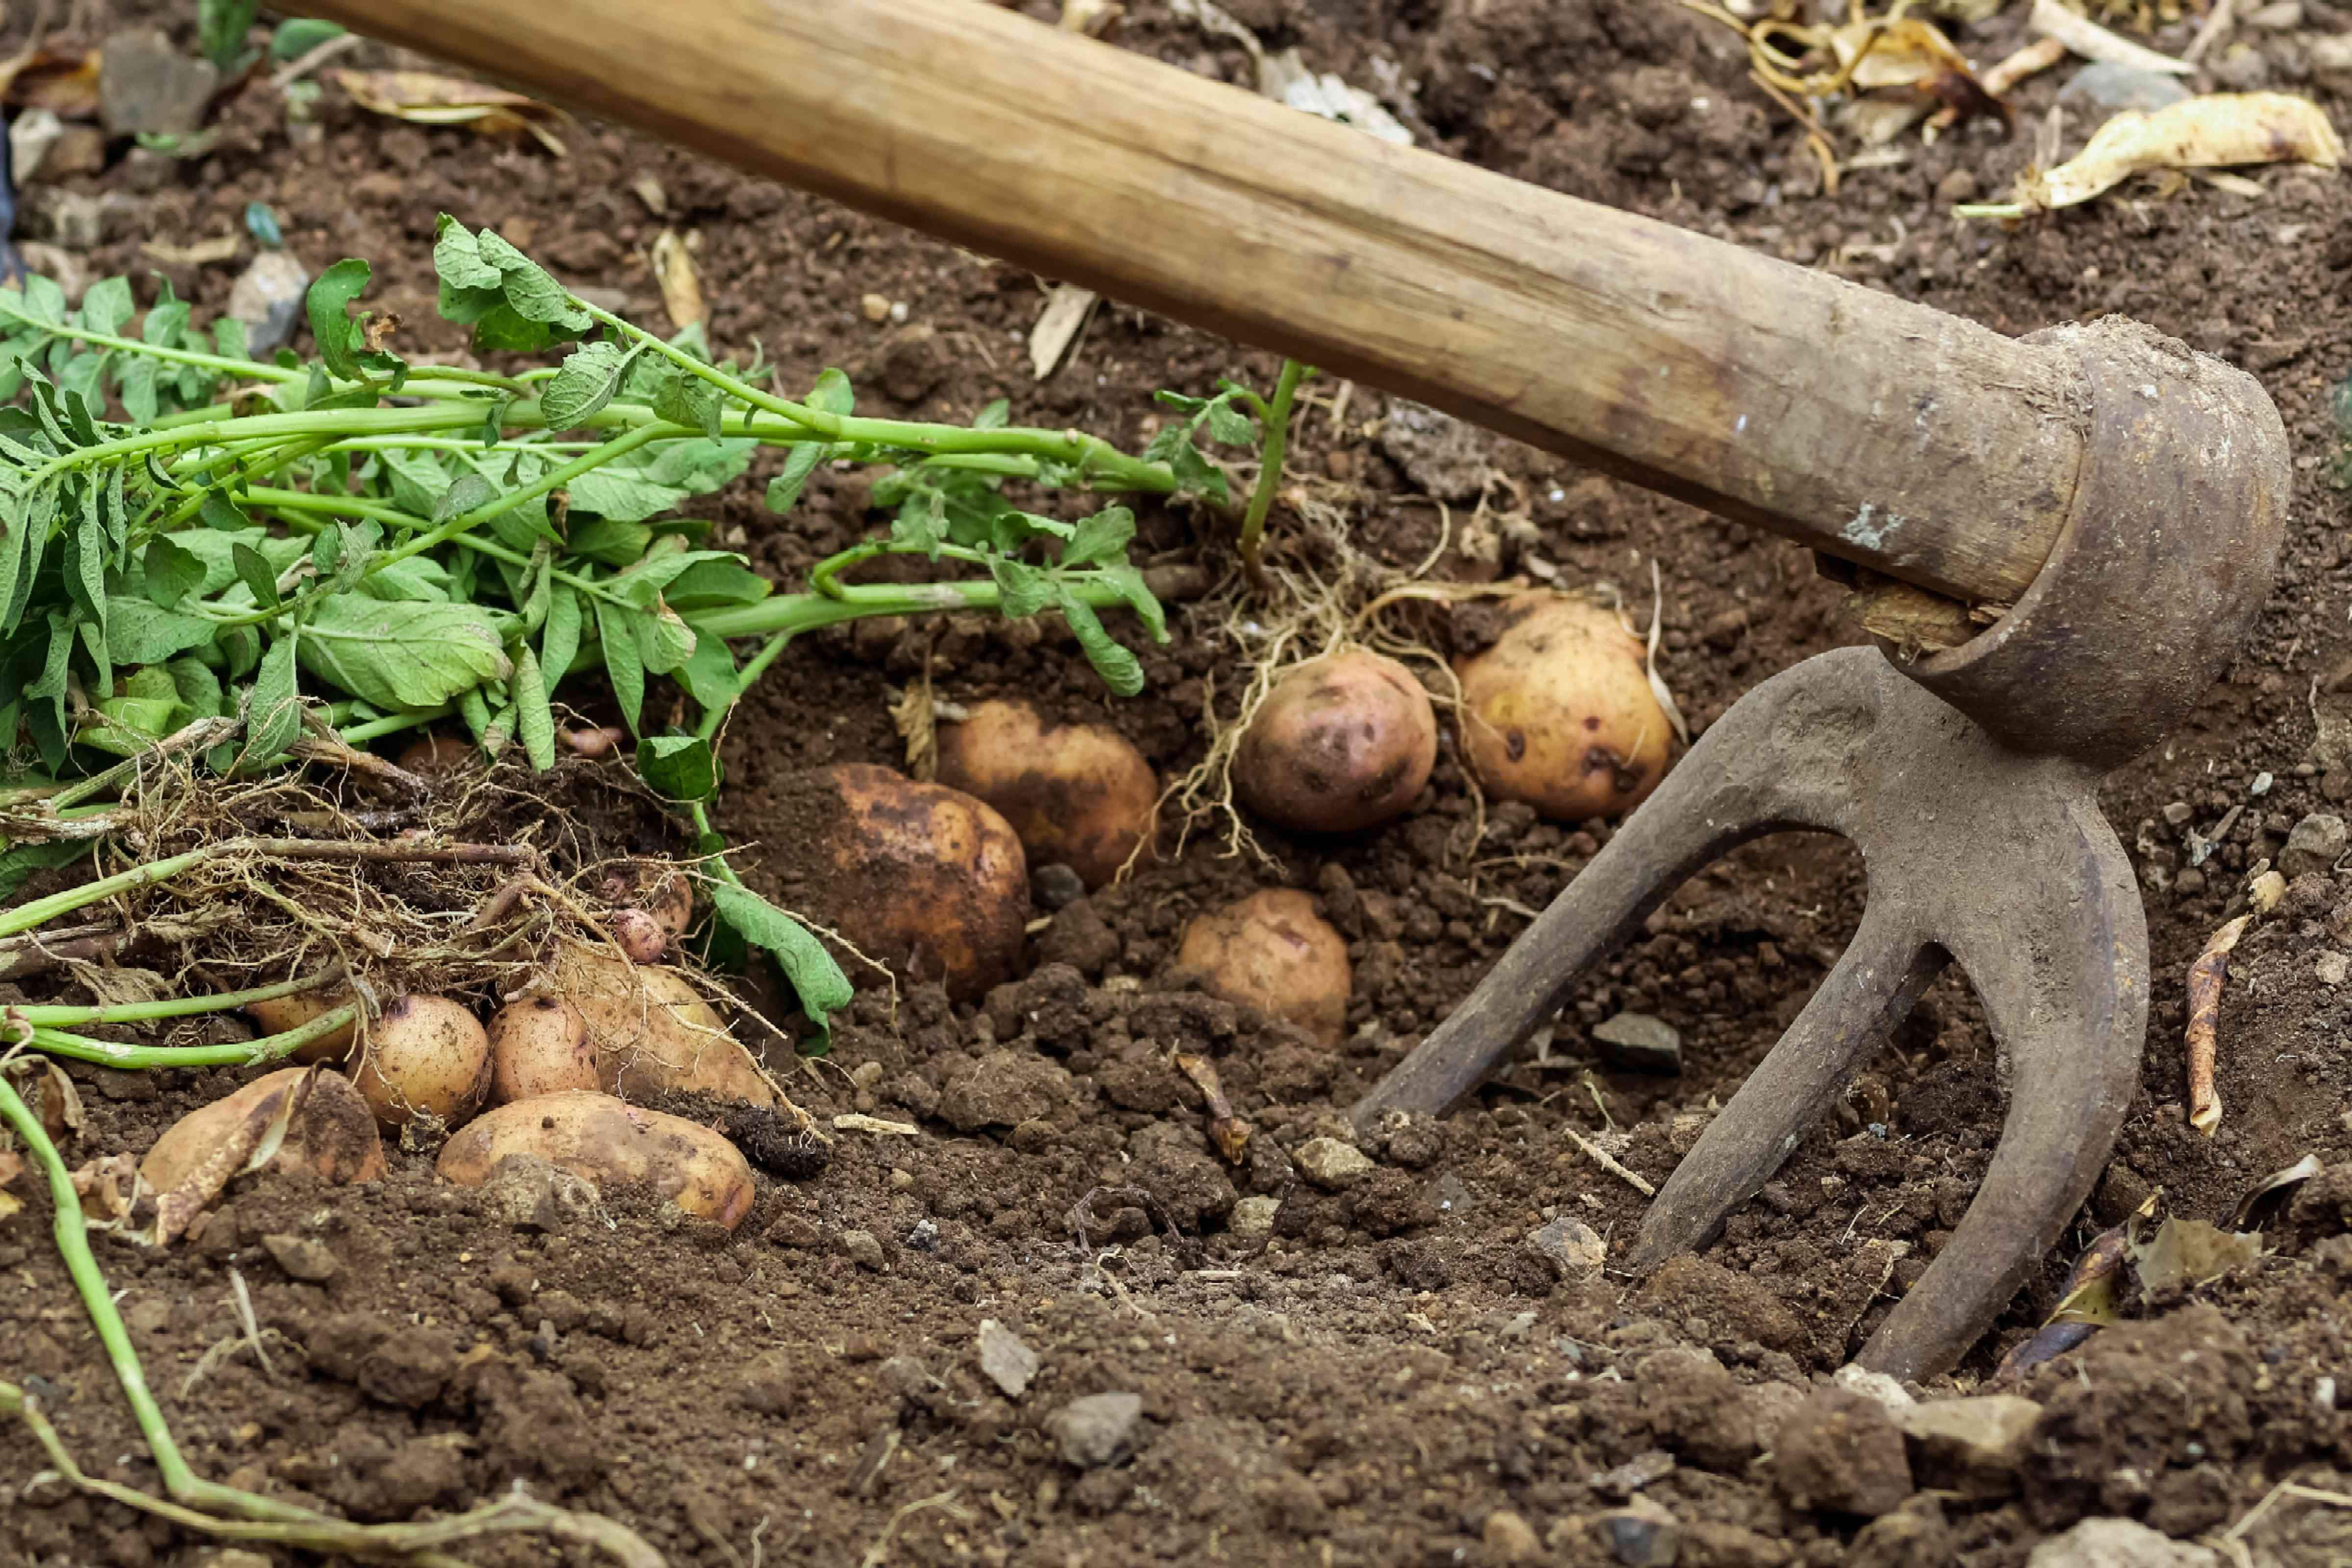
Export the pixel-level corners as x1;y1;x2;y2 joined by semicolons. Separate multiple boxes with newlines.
5;2;2352;1566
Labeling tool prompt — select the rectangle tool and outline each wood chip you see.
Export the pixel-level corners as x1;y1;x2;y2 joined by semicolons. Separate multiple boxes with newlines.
2184;912;2251;1135
833;1113;921;1136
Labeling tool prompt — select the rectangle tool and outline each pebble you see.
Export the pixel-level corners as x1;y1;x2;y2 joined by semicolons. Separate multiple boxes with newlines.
2161;801;2195;827
1592;1011;1682;1075
1831;1363;1913;1409
1897;1394;2042;1497
2057;62;2192;114
41;127;107;181
1481;1509;1543;1564
2025;1518;2219;1568
2280;813;2347;879
1229;1193;1283;1238
1031;862;1086;911
860;292;892;323
839;1228;886;1270
1589;1499;1681;1567
1592;1449;1676;1499
2319;952;2349;987
2253;772;2275;796
2248;868;2286;913
260;1233;337;1283
1045;1391;1143;1468
1377;398;1490;501
1525;1216;1607;1280
1294;1135;1373;1189
904;1217;938;1252
976;1319;1039;1398
8;110;62;184
30;189;108;251
226;252;313;356
99;28;221;137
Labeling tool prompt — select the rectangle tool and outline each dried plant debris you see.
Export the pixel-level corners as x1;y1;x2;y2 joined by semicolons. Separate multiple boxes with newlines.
2184;911;2251;1135
1967;93;2344;215
2127;1213;2265;1299
2028;0;2192;74
333;70;571;154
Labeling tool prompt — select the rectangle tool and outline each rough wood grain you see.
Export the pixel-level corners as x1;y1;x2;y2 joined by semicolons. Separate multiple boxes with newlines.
297;0;2087;604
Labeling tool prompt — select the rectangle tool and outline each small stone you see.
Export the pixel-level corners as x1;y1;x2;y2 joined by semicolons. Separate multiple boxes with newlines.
976;1319;1040;1399
1046;1391;1143;1468
1592;1011;1682;1075
2025;1518;2220;1568
2320;952;2350;987
1831;1362;1913;1409
2280;812;2348;878
1525;1215;1607;1280
226;252;312;356
100;29;222;137
483;1153;599;1231
1294;1135;1373;1189
2252;772;2276;796
1897;1395;2041;1497
9;110;62;183
260;1233;337;1282
1031;862;1086;911
1592;1449;1676;1499
860;293;891;323
839;1229;886;1270
1230;1193;1282;1238
2161;801;2195;827
1590;1498;1681;1567
2057;62;2192;114
904;1217;939;1252
1482;1508;1543;1564
16;245;87;304
2247;868;2286;913
1773;1387;1914;1518
1933;169;1979;206
2176;868;2208;895
1377;399;1490;501
939;1049;1072;1132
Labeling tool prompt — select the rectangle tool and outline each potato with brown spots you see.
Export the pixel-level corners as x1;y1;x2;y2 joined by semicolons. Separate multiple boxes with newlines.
1234;650;1436;833
436;1091;755;1230
766;764;1029;1001
352;995;493;1131
1175;888;1352;1047
550;940;779;1109
935;700;1157;887
1454;592;1673;822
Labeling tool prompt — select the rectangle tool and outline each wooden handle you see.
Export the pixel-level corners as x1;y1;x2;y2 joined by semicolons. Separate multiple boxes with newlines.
298;0;2085;605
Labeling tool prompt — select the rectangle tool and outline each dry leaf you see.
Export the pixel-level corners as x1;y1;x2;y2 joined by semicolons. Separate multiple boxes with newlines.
2128;1214;2264;1298
1;49;100;119
2022;93;2343;209
140;235;244;267
1175;1053;1251;1163
2183;911;2250;1134
1029;283;1097;381
650;228;704;331
333;70;570;155
2231;1153;2324;1232
0;1145;24;1222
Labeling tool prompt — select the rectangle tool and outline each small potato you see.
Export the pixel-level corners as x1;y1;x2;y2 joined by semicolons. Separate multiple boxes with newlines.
1234;650;1437;834
487;995;600;1104
1175;888;1352;1047
352;995;493;1131
599;859;695;939
141;1065;385;1194
246;983;358;1065
551;940;778;1109
768;764;1029;1002
935;700;1158;888
396;734;475;777
1454;592;1674;823
437;1091;755;1230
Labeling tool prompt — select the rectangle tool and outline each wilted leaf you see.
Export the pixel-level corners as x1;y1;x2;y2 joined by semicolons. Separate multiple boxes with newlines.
2128;1215;2265;1299
651;228;705;331
2232;1153;2324;1233
1;49;100;118
333;70;570;155
2020;93;2343;210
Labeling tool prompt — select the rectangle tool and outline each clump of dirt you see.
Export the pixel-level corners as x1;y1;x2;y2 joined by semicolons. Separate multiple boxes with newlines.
7;0;2352;1564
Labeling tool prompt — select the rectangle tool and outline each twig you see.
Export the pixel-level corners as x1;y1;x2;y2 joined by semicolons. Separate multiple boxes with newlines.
1563;1123;1656;1198
857;1491;972;1568
2220;1478;2352;1568
2029;0;2192;74
2184;0;2237;64
2185;912;2250;1135
269;26;362;88
226;1267;277;1378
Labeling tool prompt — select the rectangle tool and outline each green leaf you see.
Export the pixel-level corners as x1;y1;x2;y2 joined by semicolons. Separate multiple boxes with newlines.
105;596;216;663
514;645;556;771
0;839;89;903
239;632;302;772
764;442;827;517
640;601;694;675
1062;505;1135;568
80;276;133;337
563;516;653;566
540;584;583;682
376;446;448;517
663;559;770;611
1091;562;1168;642
987;556;1055;619
475;229;590;331
1055;588;1144;697
709;881;853;1046
541;341;638;428
636;733;717;801
806;367;854;416
434;215;503;292
974;397;1010;430
199;490;250;531
433;473;496;523
197;0;259;69
231;541;281;610
167;656;223;718
652;368;723;439
298;597;514;710
306;258;402;382
270;17;343;60
675;629;738;709
21;275;66;328
117;355;159;425
594;597;645;733
568;469;687;523
214;315;249;360
1204;397;1257;446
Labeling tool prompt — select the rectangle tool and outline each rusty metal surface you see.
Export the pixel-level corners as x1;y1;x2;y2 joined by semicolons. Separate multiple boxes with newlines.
1894;318;2291;768
1352;650;2144;1380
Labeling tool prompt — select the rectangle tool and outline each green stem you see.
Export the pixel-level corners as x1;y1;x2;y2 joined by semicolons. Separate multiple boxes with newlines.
10;968;338;1027
1239;359;1306;582
30;1001;357;1069
0;842;221;941
242;487;624;607
338;706;447;746
360;423;668;584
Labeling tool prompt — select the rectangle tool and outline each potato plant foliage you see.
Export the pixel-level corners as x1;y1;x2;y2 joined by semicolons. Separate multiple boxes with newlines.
0;217;1274;1037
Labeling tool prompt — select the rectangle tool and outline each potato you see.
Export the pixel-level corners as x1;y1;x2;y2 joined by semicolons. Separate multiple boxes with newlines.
1174;888;1352;1047
1454;592;1674;822
487;994;600;1104
141;1065;385;1194
246;983;359;1065
767;764;1029;1001
935;700;1158;887
396;734;475;777
351;995;492;1131
551;939;778;1109
436;1091;756;1230
599;860;696;939
1234;650;1437;834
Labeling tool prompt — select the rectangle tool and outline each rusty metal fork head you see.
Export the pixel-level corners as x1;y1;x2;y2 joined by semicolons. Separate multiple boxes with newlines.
1352;320;2290;1379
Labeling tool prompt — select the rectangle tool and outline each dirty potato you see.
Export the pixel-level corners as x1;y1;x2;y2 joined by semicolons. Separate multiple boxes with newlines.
1174;888;1352;1047
1234;649;1437;833
1454;592;1673;822
436;1091;756;1230
351;995;493;1131
935;700;1158;888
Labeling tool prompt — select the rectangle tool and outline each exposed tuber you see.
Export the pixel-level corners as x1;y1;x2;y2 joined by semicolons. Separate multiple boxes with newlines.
1454;592;1673;822
1175;888;1352;1047
1234;649;1437;833
436;1091;756;1230
934;700;1158;888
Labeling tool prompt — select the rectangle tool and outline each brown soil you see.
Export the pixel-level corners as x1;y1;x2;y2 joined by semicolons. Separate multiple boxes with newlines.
6;2;2352;1566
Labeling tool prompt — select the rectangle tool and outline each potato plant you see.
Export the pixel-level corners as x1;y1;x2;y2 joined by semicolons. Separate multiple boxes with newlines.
0;216;1297;1037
